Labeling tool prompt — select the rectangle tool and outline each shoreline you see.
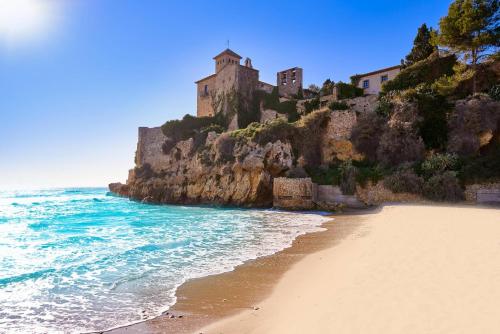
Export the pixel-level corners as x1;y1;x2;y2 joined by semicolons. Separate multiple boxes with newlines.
200;204;500;334
104;208;372;334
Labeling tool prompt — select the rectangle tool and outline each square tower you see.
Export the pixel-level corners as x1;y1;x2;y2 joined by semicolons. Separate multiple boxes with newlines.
213;49;242;73
277;67;303;97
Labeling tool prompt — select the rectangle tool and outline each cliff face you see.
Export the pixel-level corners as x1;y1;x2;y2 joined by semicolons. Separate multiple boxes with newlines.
112;128;294;206
109;109;363;207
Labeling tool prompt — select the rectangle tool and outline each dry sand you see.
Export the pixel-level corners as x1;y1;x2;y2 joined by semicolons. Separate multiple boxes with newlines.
199;205;500;334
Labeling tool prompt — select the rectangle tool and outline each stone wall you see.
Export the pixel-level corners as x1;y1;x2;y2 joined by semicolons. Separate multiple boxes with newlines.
196;75;216;117
258;81;275;94
464;183;500;203
273;177;316;210
136;127;170;171
347;95;379;113
236;65;259;100
321;111;362;163
272;178;367;210
260;109;287;123
316;185;365;209
297;95;378;115
355;181;425;205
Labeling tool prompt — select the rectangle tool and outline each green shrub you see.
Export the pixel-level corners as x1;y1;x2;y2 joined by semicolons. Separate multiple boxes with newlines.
420;153;460;178
335;82;364;99
352;160;385;187
320;79;335;96
161;114;222;142
201;124;225;134
382;53;456;93
412;85;451;150
238;91;261;129
431;63;474;97
276;100;300;122
377;122;425;167
423;171;464;202
305;165;341;185
303;97;320;114
258;88;299;122
328;101;349;111
262;87;280;110
351;112;386;162
230;122;263;140
375;94;394;117
254;118;297;146
489;84;500;101
383;167;424;194
459;143;500;184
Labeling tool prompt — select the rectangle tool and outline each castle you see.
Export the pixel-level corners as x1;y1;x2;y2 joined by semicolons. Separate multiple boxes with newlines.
195;49;303;118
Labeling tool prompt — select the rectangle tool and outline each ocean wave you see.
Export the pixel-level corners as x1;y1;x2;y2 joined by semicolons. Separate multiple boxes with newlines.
0;188;330;333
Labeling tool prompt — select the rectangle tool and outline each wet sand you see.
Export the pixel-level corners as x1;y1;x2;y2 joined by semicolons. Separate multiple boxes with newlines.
104;210;368;334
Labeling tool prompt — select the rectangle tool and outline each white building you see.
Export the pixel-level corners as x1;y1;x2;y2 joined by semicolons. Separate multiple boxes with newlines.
356;65;401;95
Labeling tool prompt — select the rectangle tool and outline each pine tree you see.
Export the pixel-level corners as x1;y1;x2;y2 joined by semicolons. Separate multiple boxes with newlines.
437;0;499;91
403;24;437;67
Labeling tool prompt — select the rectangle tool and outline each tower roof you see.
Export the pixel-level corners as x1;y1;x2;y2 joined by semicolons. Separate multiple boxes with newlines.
213;48;242;60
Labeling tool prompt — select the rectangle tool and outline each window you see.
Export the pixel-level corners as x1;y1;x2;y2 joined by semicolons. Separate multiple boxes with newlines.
362;80;370;89
204;85;208;94
381;75;388;83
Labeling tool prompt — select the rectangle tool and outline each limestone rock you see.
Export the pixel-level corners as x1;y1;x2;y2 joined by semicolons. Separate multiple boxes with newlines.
111;132;294;206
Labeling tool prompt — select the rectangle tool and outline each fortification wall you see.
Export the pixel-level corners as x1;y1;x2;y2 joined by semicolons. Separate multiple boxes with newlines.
196;75;216;117
236;65;259;98
260;109;287;123
464;183;500;204
316;185;365;209
347;95;379;113
136;127;170;171
321;111;362;163
273;177;316;210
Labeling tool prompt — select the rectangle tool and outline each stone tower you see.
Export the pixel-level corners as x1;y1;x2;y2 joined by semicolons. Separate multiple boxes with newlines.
277;67;303;97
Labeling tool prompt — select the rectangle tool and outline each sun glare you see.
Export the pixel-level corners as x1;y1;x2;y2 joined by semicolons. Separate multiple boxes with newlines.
0;0;54;42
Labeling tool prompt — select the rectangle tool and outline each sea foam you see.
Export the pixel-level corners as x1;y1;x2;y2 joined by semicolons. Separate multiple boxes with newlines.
0;188;330;333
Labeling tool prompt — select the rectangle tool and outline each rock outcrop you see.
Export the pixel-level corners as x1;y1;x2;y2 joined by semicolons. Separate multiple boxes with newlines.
111;129;294;206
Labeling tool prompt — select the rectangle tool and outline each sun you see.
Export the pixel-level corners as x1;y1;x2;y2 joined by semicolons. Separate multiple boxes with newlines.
0;0;53;41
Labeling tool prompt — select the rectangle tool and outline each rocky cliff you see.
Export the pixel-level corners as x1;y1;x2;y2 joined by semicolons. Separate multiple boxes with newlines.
111;132;295;206
109;108;362;207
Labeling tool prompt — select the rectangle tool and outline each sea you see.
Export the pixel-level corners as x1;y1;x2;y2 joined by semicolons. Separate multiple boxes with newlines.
0;188;329;333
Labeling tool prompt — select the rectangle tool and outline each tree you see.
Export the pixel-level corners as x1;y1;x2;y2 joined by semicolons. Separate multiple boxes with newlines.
296;86;304;99
437;0;500;91
402;24;437;67
320;79;335;96
307;84;320;94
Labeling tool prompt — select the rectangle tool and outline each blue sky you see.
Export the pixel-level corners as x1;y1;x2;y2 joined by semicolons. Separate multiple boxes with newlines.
0;0;452;189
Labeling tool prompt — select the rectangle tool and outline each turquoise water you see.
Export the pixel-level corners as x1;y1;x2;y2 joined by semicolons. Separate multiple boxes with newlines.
0;188;328;333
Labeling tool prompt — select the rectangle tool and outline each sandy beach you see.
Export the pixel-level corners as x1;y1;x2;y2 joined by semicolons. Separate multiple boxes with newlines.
199;205;500;334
